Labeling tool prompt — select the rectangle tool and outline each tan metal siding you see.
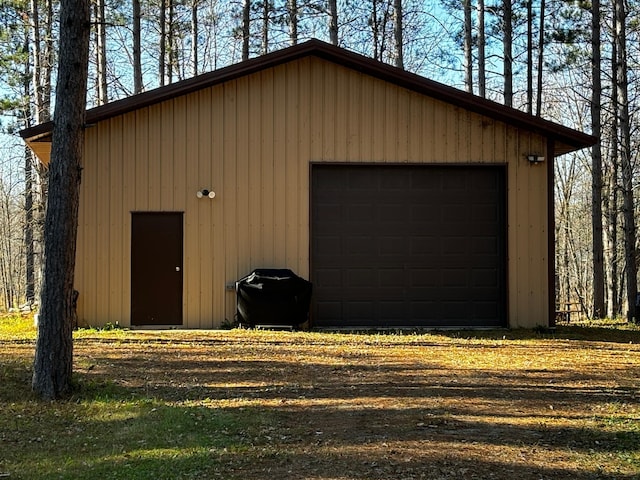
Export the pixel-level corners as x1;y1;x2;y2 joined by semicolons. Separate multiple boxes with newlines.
76;56;549;329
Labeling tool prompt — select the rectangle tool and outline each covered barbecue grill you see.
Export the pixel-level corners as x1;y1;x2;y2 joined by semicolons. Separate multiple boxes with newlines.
236;269;312;328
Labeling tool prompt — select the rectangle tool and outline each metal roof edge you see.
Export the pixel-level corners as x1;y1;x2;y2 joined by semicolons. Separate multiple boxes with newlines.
20;38;597;153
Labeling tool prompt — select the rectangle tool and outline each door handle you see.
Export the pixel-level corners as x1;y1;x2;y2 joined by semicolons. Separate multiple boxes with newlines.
176;267;181;272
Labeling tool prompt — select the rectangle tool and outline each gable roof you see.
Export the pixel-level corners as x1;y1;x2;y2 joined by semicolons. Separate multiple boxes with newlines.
21;38;597;162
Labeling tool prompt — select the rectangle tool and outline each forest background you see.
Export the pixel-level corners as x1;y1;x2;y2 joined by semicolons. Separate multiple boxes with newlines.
0;0;638;322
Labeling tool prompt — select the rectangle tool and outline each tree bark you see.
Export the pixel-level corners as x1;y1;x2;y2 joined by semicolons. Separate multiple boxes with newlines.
242;0;250;60
503;0;512;107
191;0;199;76
160;0;167;85
133;0;142;93
24;146;35;306
477;0;486;97
328;0;338;45
591;0;605;318
606;7;620;317
95;0;108;105
262;0;270;55
32;0;90;400
463;0;473;93
535;0;544;116
393;0;403;68
614;0;636;322
288;0;298;45
526;0;532;114
168;0;176;81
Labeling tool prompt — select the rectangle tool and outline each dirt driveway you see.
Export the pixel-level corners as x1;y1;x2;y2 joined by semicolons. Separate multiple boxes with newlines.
68;329;639;479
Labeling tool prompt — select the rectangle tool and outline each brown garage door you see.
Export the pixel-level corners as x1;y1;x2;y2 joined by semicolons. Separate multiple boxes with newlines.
311;164;506;328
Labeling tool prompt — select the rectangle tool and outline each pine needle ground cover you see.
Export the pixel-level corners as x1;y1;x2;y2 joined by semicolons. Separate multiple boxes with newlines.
1;316;639;479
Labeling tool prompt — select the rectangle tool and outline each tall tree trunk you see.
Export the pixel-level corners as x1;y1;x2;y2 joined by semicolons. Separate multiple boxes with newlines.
95;0;108;105
168;0;175;81
132;0;142;93
32;0;90;400
25;146;35;306
242;0;250;60
477;0;486;97
288;0;298;45
614;0;636;322
604;143;619;316
43;0;53;118
503;0;513;107
372;0;380;60
191;0;199;75
30;0;53;306
606;14;620;316
30;0;43;121
393;0;403;68
463;0;473;92
23;23;35;306
591;0;605;318
328;0;338;45
526;0;532;114
160;0;166;85
262;0;270;55
535;0;544;116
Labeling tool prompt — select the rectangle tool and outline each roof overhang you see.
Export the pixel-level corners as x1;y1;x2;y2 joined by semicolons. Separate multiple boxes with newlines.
21;39;597;164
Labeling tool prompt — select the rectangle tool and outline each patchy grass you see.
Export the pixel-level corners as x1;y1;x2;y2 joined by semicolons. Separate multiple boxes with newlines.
0;313;37;340
1;321;639;479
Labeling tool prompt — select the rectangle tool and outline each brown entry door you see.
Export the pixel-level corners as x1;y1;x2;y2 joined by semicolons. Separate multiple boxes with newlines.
131;212;183;326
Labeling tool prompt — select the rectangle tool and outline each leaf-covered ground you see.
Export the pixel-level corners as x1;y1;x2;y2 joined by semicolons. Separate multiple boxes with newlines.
1;321;639;479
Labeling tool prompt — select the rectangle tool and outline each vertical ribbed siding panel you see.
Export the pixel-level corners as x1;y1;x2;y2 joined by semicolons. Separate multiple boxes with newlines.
346;70;361;160
284;62;300;273
297;59;311;277
211;85;226;328
95;122;110;325
432;101;447;161
384;82;398;162
528;135;548;325
334;66;348;161
396;88;409;162
121;112;136;324
247;75;262;268
359;73;373;161
223;81;239;323
147;104;162;210
108;117;124;323
510;125;526;326
273;68;288;267
309;60;322;162
160;101;175;210
134;108;149;211
457;109;471;162
184;91;201;327
408;92;423;162
78;127;98;325
371;78;385;162
421;95;442;162
173;96;189;325
236;76;251;278
173;97;187;214
322;62;336;161
446;105;458;162
261;70;275;266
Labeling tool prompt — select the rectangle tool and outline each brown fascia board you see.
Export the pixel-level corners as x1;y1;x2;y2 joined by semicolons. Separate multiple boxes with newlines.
20;39;597;155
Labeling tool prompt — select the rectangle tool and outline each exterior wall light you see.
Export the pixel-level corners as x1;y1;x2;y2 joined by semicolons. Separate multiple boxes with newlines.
526;154;544;164
196;189;216;199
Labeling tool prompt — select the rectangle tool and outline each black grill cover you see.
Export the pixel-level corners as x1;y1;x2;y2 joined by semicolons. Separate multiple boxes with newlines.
236;269;312;327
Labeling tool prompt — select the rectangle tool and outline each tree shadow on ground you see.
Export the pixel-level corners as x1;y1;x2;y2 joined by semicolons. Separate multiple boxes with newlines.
2;333;639;480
